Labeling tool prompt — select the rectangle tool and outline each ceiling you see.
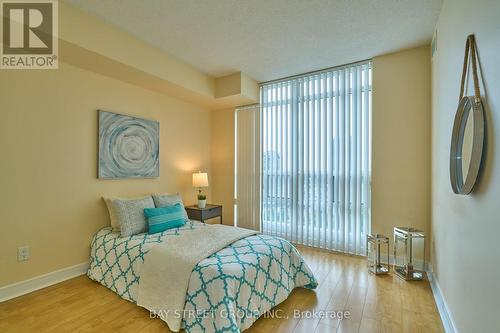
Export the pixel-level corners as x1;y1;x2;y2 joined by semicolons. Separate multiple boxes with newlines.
66;0;443;82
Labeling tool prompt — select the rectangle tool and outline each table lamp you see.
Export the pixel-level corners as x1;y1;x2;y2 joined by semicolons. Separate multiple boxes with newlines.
192;171;208;208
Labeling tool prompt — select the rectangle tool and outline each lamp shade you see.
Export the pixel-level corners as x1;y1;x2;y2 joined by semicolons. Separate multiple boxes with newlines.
192;172;208;188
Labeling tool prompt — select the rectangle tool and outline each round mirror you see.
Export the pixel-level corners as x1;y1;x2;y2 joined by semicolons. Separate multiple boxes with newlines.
450;96;485;194
461;106;474;179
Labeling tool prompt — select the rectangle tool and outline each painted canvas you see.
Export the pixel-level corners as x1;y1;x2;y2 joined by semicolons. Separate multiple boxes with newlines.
98;110;159;179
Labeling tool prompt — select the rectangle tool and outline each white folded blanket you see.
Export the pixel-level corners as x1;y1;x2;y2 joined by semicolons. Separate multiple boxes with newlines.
136;224;258;332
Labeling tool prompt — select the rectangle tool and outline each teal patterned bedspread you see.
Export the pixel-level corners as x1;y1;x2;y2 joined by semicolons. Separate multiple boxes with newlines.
87;221;317;333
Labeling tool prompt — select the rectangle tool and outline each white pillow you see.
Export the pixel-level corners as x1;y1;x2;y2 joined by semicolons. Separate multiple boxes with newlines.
152;193;189;220
112;196;155;237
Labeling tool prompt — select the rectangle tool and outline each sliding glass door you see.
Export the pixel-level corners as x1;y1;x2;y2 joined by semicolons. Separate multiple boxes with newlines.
260;61;372;255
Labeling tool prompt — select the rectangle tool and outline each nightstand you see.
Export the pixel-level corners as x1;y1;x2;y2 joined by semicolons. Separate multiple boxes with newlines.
185;204;223;224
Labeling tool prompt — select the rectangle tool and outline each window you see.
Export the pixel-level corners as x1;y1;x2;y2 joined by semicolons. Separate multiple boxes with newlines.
260;61;372;255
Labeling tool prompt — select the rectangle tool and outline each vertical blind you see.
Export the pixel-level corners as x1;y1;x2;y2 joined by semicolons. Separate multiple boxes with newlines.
234;105;260;231
261;61;372;255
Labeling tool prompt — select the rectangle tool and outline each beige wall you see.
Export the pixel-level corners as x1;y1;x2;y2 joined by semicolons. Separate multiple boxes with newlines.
372;46;432;260
210;109;235;225
0;2;259;289
0;62;211;287
431;0;500;331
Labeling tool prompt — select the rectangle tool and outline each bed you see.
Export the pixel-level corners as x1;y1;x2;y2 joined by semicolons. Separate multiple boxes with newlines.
87;221;317;333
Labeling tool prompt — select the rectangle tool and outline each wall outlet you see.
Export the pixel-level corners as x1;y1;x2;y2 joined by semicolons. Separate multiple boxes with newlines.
18;246;30;262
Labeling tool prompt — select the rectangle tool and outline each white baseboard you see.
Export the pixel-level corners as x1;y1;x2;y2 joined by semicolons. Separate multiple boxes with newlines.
427;267;458;333
0;262;89;302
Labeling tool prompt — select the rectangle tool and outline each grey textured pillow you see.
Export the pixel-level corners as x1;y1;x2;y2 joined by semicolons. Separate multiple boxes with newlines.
152;193;188;219
112;196;155;237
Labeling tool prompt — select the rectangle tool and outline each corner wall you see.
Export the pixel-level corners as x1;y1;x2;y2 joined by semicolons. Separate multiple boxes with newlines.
431;0;500;331
0;2;259;290
372;46;432;260
210;47;434;242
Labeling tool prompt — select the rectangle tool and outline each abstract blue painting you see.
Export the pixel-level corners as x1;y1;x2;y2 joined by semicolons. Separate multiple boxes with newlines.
98;110;159;179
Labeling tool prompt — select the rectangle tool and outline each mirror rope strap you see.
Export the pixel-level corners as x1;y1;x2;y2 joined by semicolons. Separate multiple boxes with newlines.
459;34;481;104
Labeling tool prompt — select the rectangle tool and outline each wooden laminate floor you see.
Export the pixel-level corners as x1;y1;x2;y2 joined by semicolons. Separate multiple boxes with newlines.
0;246;444;333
